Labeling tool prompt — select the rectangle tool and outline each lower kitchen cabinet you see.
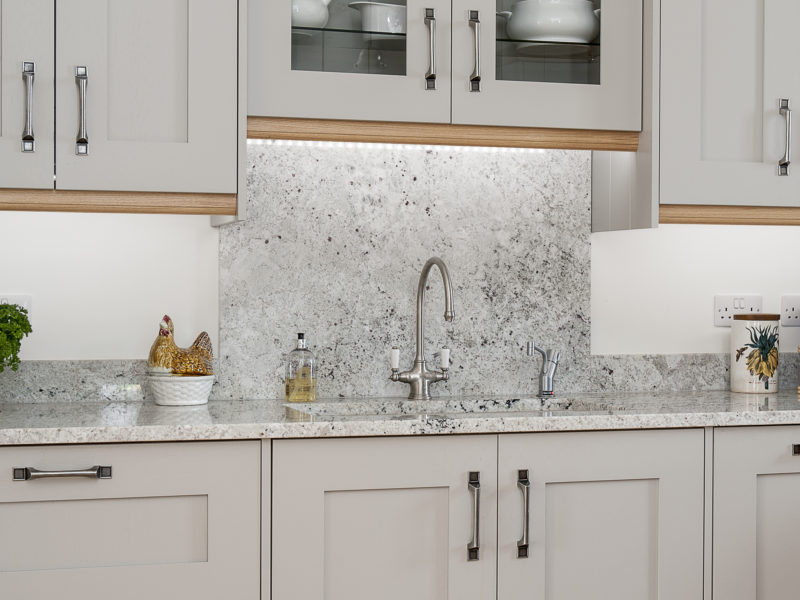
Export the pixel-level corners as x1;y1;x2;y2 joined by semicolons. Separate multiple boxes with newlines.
714;425;800;600
271;435;498;600
0;440;260;599
498;429;705;600
272;429;705;600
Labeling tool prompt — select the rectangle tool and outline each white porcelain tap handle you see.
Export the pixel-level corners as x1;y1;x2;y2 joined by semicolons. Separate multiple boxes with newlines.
391;347;400;370
441;347;450;369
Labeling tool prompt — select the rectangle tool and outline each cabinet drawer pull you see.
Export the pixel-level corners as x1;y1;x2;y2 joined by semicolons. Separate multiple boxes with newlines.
12;465;112;481
424;8;437;90
793;444;800;455
21;62;35;152
75;66;89;156
779;98;791;176
468;10;481;92
467;471;480;561
517;469;531;558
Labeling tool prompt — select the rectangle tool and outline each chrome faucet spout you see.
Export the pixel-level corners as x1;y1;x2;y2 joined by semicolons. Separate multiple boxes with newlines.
415;257;455;363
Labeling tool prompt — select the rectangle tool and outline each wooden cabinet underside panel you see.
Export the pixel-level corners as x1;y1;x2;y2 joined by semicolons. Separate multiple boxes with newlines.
248;117;640;152
660;204;800;226
0;189;236;215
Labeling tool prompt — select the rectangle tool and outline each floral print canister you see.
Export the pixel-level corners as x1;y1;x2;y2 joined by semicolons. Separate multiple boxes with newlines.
731;314;780;393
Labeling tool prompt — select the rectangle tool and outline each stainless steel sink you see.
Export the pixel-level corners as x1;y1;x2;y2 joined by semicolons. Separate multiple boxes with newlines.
285;396;609;423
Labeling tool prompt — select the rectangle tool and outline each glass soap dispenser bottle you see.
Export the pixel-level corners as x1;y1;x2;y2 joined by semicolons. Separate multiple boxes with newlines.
285;333;317;403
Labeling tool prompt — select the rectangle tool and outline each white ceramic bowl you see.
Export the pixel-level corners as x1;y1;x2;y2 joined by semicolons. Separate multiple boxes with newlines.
499;0;599;44
348;1;407;34
148;374;215;406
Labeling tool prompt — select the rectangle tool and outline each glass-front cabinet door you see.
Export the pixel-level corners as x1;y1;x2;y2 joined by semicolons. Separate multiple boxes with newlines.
250;0;451;123
451;0;642;131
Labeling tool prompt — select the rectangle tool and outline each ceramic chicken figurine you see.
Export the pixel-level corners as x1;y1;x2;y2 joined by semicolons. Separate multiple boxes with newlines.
148;315;213;376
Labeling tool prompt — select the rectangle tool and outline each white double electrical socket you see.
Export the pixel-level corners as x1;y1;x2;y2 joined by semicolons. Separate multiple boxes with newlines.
713;295;763;327
780;295;800;327
0;294;32;315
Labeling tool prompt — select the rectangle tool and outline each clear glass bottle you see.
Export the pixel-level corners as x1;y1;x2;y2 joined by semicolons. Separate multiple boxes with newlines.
285;333;317;403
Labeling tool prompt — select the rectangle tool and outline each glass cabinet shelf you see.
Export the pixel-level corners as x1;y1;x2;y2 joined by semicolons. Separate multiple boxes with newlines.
496;38;600;85
291;26;407;76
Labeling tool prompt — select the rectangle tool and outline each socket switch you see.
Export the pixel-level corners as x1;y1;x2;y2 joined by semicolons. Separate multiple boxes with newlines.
781;295;800;327
714;294;763;327
0;294;32;316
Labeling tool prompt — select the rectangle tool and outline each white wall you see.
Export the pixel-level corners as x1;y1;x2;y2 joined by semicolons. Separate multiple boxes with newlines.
0;212;218;360
592;224;800;354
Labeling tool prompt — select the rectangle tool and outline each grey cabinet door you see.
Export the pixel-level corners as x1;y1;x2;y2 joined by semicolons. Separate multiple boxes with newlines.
0;0;54;189
0;441;260;599
272;435;497;600
714;425;800;600
451;0;642;131
54;0;238;193
498;429;704;600
249;0;452;123
661;0;800;206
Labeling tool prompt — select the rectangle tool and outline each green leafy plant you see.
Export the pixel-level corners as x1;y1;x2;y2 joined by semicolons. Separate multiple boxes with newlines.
0;304;32;373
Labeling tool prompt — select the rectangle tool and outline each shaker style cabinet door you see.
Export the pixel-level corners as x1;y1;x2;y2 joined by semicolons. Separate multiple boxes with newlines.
661;0;800;206
497;429;704;600
249;0;451;123
714;426;800;600
272;435;497;600
54;0;238;193
451;0;642;131
0;441;261;600
0;0;54;189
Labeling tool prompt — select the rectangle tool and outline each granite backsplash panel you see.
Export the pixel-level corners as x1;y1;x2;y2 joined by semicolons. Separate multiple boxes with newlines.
216;140;589;399
2;141;797;403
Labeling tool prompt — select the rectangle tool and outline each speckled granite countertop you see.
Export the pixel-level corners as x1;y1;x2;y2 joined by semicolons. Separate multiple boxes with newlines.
1;391;800;445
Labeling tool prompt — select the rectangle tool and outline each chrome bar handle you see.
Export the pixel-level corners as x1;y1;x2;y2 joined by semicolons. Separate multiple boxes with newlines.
467;471;480;561
75;66;89;156
468;11;481;92
424;8;437;90
517;469;531;558
13;465;112;481
21;62;35;152
779;98;791;176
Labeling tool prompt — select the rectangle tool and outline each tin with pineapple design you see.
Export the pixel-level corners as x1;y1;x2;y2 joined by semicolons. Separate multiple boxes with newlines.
731;314;780;393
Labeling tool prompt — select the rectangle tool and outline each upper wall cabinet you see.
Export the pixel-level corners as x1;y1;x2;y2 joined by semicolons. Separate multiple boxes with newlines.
0;0;238;198
249;0;642;131
661;0;799;207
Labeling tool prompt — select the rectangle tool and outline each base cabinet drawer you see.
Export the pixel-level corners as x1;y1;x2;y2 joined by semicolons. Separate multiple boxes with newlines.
0;440;260;600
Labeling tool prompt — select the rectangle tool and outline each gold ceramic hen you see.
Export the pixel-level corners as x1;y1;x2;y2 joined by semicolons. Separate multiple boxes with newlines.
147;315;213;376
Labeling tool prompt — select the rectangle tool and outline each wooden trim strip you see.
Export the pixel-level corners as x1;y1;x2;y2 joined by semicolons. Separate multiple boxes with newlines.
660;204;800;226
248;116;640;152
0;189;237;215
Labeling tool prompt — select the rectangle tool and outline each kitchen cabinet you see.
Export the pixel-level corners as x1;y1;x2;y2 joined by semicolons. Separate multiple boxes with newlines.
593;0;800;229
271;435;498;600
0;440;260;599
713;425;800;600
271;428;703;600
0;0;241;214
498;429;704;600
660;0;799;208
249;0;642;132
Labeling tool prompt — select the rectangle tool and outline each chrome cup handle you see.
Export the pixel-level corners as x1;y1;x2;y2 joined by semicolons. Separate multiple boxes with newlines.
779;98;791;176
467;471;481;561
517;469;531;558
13;465;112;481
425;8;437;90
21;62;35;152
75;66;89;156
468;10;481;92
